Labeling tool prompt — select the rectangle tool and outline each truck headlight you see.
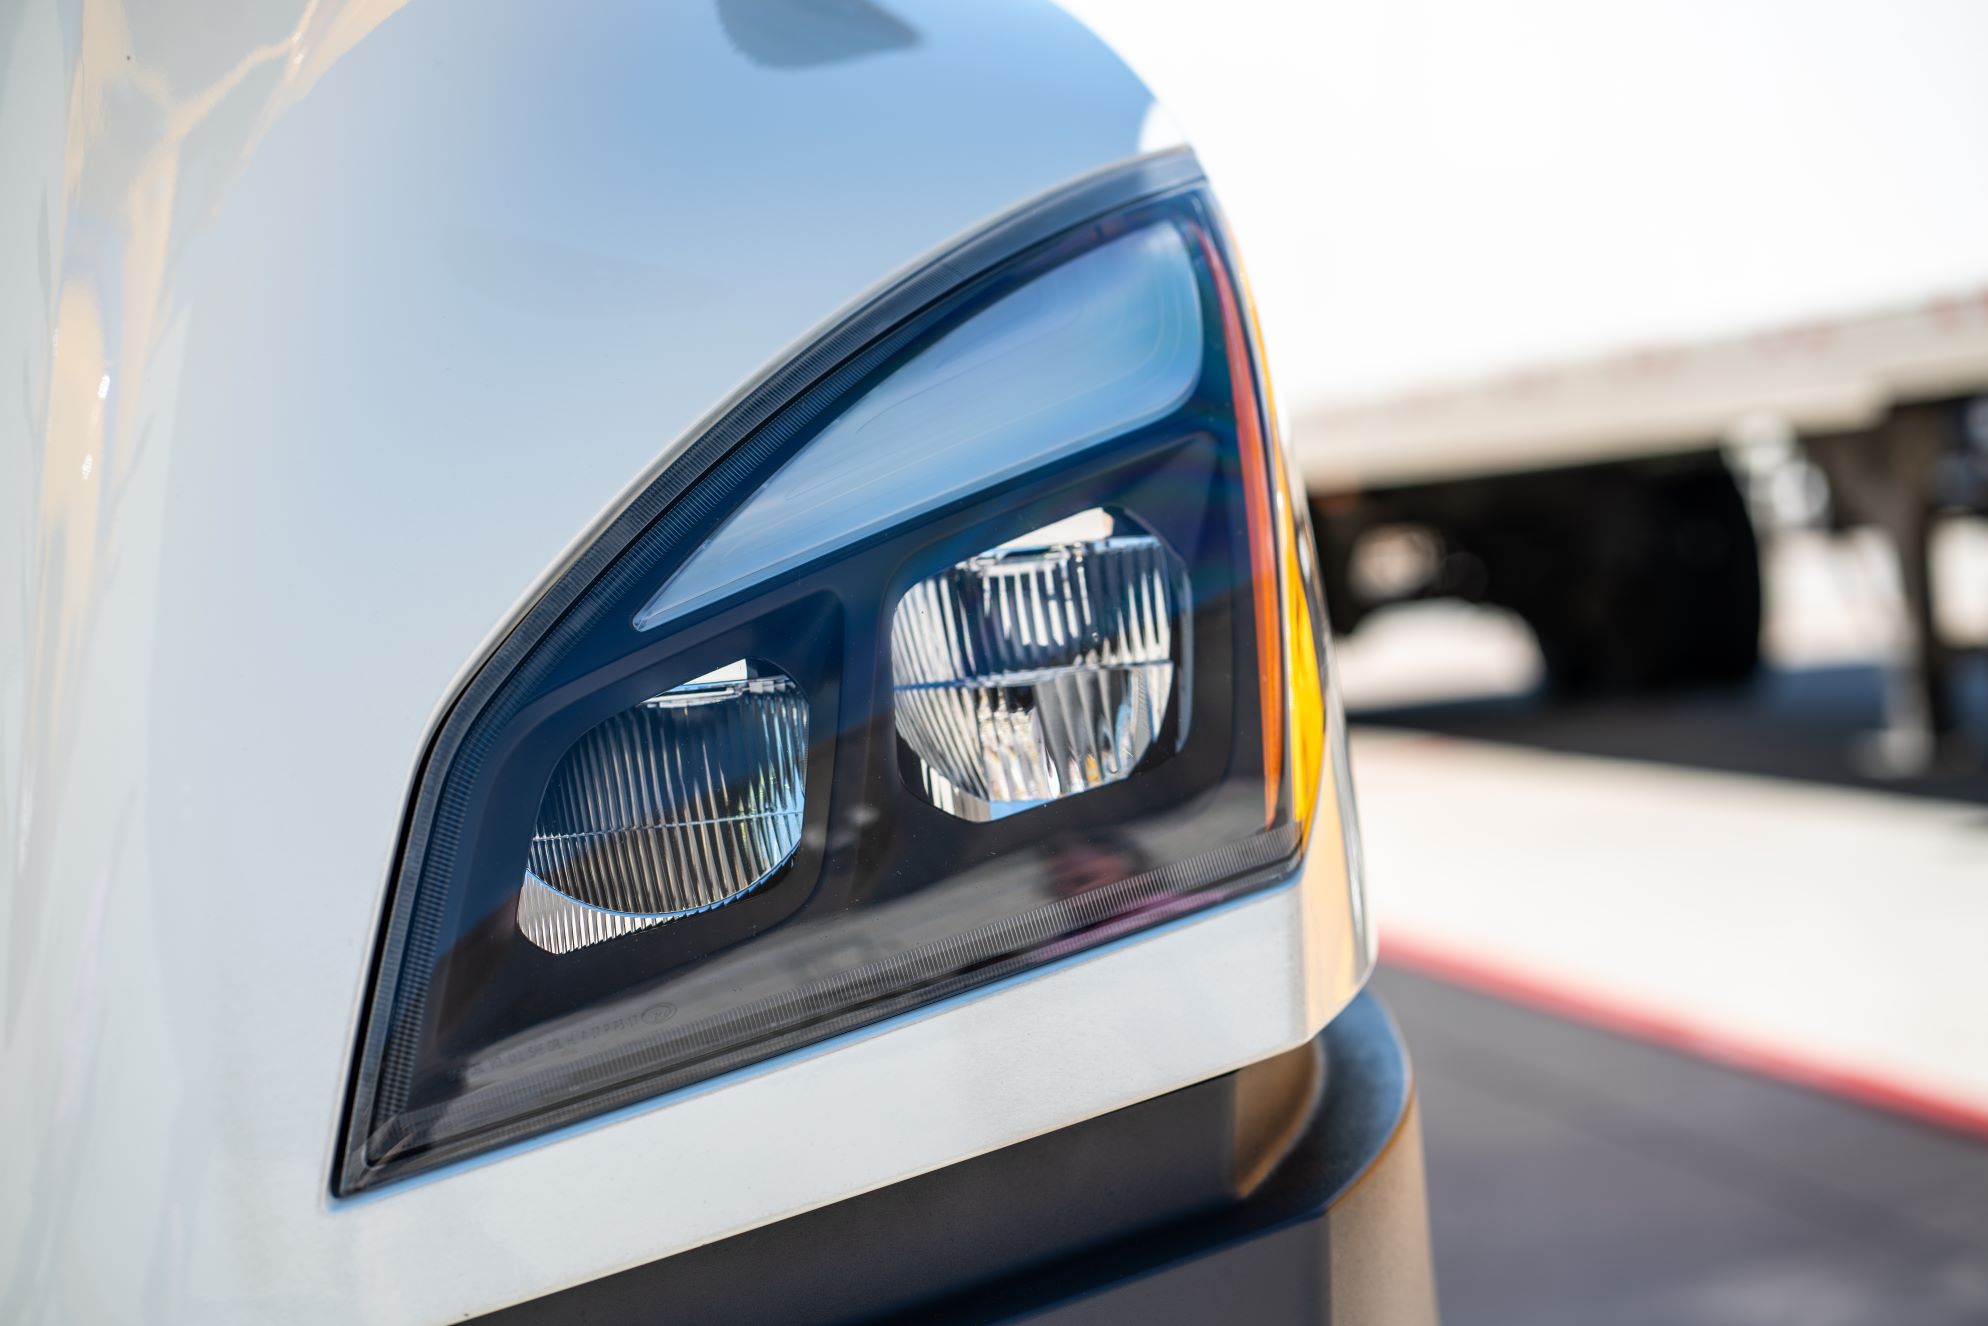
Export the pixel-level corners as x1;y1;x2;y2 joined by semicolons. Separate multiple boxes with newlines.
340;183;1336;1192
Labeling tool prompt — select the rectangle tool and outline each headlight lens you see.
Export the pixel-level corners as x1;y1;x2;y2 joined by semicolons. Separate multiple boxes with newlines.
891;510;1186;820
340;181;1332;1192
519;663;807;954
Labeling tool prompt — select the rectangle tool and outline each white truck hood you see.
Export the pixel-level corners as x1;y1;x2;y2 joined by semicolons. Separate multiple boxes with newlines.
0;2;1184;1320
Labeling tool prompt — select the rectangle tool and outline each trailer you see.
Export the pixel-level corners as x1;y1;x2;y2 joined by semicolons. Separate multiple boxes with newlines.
1296;290;1988;761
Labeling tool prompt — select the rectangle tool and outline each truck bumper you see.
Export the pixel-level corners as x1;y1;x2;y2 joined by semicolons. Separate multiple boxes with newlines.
920;992;1439;1325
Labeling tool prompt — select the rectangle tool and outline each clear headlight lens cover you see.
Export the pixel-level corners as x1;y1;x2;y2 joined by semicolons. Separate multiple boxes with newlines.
341;181;1332;1192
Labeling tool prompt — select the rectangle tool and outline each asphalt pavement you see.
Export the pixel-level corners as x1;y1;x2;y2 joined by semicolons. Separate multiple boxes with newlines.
1379;963;1988;1326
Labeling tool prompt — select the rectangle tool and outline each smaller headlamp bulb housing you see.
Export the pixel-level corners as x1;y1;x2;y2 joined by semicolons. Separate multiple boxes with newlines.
519;661;807;954
891;509;1187;821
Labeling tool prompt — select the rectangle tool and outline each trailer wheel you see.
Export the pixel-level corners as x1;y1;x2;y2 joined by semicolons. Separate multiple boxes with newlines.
1525;465;1762;695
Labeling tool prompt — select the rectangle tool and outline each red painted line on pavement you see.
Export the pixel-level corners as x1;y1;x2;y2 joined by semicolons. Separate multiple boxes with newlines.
1380;929;1988;1142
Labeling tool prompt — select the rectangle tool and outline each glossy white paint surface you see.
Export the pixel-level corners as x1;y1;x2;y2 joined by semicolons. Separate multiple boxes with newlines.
0;1;1364;1320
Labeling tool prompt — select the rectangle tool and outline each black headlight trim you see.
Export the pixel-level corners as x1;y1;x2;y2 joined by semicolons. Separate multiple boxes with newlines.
339;151;1288;1196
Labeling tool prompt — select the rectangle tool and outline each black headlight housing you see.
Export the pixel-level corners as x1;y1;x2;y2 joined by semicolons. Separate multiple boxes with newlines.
340;161;1320;1194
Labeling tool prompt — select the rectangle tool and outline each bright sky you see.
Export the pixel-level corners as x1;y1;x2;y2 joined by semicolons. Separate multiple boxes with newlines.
1061;0;1988;406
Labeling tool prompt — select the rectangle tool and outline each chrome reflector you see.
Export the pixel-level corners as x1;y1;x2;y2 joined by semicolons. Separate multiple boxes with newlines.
891;511;1183;820
520;667;806;954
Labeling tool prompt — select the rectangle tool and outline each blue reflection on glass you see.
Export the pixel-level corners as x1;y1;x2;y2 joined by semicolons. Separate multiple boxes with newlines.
636;222;1203;631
